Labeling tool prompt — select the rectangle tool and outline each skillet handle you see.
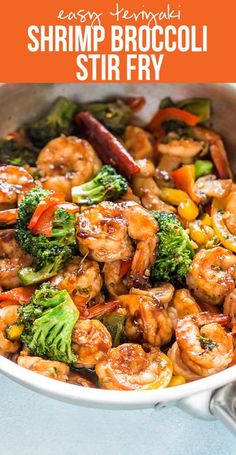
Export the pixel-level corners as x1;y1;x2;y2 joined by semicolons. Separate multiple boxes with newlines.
210;382;236;435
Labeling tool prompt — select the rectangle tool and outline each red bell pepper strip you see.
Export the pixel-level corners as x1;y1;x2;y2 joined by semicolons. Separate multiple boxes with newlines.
76;112;140;179
32;202;80;237
28;192;65;230
0;287;35;306
32;203;59;236
171;164;200;204
147;107;200;134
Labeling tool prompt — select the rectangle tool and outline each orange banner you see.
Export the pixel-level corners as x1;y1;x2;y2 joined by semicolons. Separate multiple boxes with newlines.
0;0;235;82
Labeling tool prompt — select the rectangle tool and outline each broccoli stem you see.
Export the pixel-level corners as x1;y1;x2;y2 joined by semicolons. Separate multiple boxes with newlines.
18;260;62;286
195;160;214;179
72;184;107;205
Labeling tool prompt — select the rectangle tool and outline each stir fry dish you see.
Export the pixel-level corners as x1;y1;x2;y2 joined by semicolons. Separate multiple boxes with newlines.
0;95;236;391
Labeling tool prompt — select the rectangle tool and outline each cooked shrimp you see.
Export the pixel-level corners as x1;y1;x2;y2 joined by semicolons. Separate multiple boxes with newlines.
0;208;18;226
96;344;173;390
223;192;236;235
193;175;232;204
103;261;128;297
0;229;32;289
0;165;35;209
51;257;103;310
140;191;175;212
124;126;153;160
175;312;233;376
72;319;112;368
67;372;96;388
157;154;182;172
189;220;217;248
224;289;236;326
77;202;134;262
118;292;173;347
223;213;236;236
0;305;20;357
155;168;175;188
132;174;159;199
186;247;236;305
132;160;175;212
76;201;158;286
130;283;174;309
193;126;232;179
168;289;201;330
198;301;221;315
135;159;156;177
36;136;102;200
168;342;200;381
225;191;236;214
158;137;203;161
118;186;141;204
17;355;69;381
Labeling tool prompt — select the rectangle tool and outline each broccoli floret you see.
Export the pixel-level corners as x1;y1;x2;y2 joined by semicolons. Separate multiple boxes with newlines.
26;97;78;148
0;137;38;166
151;211;194;285
17;186;50;224
18;283;79;364
80;99;131;134
16;187;76;285
72;165;128;205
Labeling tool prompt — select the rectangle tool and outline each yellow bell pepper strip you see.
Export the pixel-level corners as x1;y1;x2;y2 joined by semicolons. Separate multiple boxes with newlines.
212;198;236;252
201;214;212;226
171;164;201;204
189;221;208;245
178;198;199;221
168;375;186;387
147;107;200;134
6;323;24;341
160;188;189;206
